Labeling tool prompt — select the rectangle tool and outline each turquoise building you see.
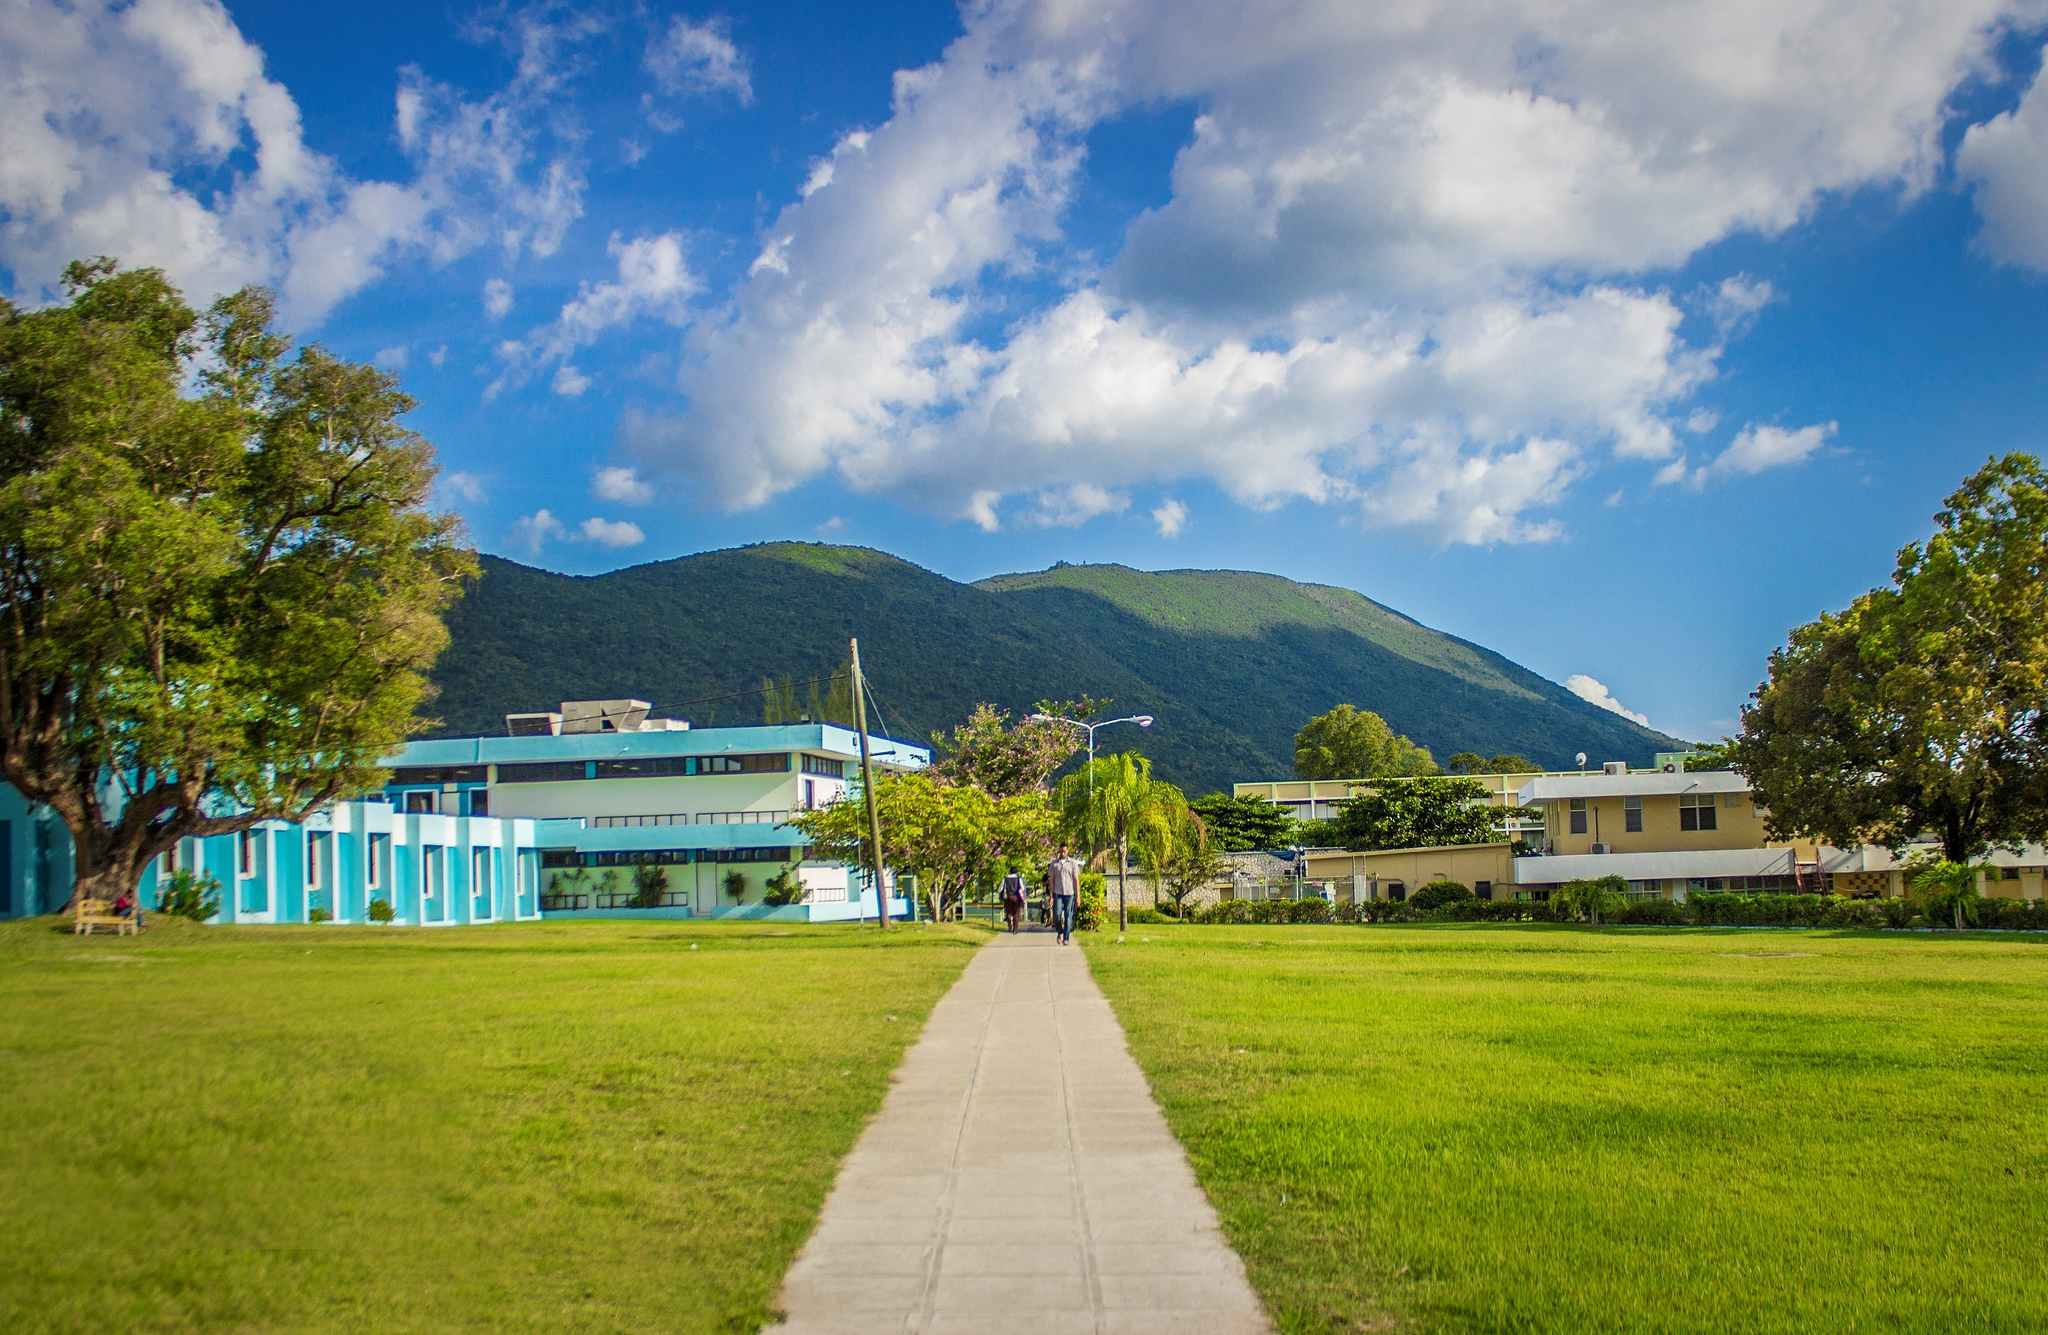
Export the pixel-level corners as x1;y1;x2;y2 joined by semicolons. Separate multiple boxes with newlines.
0;700;926;925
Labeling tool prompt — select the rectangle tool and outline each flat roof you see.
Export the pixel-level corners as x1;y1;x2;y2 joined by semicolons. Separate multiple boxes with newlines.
390;722;929;771
1516;771;1750;803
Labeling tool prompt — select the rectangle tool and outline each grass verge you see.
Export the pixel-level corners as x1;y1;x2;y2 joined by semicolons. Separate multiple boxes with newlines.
1085;923;2048;1334
0;915;980;1334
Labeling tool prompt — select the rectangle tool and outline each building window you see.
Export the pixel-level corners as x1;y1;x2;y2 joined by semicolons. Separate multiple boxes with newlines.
367;834;386;888
473;848;493;914
1569;799;1588;835
239;829;256;878
1624;796;1642;834
467;789;490;817
1385;880;1406;902
802;755;847;778
693;753;790;775
1679;793;1718;831
497;761;591;783
423;846;443;899
306;834;323;888
1475;880;1493;901
595;757;690;779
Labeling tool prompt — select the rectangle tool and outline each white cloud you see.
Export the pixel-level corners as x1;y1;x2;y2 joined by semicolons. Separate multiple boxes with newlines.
1958;47;2048;270
0;0;596;324
1694;421;1838;484
645;15;752;104
1021;483;1129;529
624;0;2027;544
1566;674;1651;728
817;515;847;533
483;278;514;318
592;466;655;504
1152;498;1189;537
579;516;645;548
511;508;565;553
493;232;699;398
373;345;409;370
441;470;487;503
428;344;448;368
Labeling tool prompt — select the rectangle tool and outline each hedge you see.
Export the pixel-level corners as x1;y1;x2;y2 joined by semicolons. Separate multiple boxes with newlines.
1175;892;2048;930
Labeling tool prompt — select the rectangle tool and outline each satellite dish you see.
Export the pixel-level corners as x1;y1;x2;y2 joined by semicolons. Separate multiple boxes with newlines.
1575;752;1588;770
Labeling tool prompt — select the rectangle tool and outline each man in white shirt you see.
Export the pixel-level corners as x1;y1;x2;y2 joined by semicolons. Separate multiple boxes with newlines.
1047;844;1082;944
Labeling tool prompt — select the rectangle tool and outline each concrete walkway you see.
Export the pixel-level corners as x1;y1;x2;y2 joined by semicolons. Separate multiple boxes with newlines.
768;930;1270;1335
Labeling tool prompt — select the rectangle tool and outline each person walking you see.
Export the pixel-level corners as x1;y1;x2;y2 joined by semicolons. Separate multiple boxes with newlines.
1000;868;1026;933
1047;844;1082;945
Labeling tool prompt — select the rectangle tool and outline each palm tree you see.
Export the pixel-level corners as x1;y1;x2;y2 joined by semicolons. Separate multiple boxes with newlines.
1057;752;1184;933
1910;858;1983;930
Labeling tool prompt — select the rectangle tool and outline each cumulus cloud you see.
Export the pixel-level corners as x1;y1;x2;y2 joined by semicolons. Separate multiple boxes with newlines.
441;470;488;503
1683;421;1839;485
591;466;655;504
1958;47;2048;270
1152;498;1188;537
0;0;596;324
1566;674;1651;727
483;278;514;318
511;508;566;553
1020;483;1130;529
645;14;752;104
579;516;645;547
374;345;409;370
625;0;2028;544
492;231;699;398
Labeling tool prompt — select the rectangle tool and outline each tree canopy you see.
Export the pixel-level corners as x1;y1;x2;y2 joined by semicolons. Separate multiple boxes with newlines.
0;260;472;902
1332;776;1526;851
930;698;1091;798
1294;704;1438;779
1732;454;2048;862
1189;791;1296;851
1445;751;1540;775
1057;751;1186;931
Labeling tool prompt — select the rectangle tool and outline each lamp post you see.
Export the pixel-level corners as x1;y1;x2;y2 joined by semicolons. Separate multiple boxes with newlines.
1028;712;1155;792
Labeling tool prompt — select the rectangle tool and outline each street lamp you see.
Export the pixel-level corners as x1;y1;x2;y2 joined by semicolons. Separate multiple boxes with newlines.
1029;712;1154;791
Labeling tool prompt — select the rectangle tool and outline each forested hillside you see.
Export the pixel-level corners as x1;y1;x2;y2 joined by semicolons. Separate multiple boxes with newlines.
426;544;1684;796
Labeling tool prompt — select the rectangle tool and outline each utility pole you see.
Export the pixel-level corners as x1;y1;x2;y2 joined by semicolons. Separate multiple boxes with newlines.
849;638;889;929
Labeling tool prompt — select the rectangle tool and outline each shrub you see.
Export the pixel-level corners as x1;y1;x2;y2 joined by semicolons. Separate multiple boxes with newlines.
307;906;332;924
1192;897;1333;924
367;898;395;923
155;869;220;922
762;864;806;907
1077;873;1107;931
1619;898;1690;926
1125;907;1169;925
1973;896;2048;931
1554;875;1629;925
1409;879;1474;912
723;869;748;901
632;860;669;909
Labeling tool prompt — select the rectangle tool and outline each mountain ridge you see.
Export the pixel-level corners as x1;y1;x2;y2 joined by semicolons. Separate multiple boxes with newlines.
425;542;1685;796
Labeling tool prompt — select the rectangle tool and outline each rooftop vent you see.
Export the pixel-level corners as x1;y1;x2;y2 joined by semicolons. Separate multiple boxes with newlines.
506;712;561;737
1603;761;1628;775
507;700;690;736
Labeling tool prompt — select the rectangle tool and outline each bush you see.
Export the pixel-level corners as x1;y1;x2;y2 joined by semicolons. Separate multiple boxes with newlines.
307;906;332;924
1619;898;1690;926
1124;907;1170;925
1972;896;2048;931
633;860;670;908
1077;873;1107;931
723;869;748;901
1193;897;1333;925
367;898;394;923
1409;879;1474;912
762;864;806;907
155;869;220;922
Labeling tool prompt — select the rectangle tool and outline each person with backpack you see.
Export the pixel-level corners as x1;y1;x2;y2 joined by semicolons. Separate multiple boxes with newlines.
1000;868;1026;933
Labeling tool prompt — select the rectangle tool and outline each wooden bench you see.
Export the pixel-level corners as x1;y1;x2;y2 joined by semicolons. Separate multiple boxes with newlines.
73;897;138;936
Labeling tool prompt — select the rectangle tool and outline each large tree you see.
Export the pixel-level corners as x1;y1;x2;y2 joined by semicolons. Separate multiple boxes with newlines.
1189;791;1295;851
1294;704;1438;779
1333;776;1529;851
1732;454;2048;863
929;698;1092;798
0;260;473;905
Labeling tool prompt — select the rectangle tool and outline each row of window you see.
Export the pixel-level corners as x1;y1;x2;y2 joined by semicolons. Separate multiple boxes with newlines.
1567;793;1737;835
539;845;799;868
590;810;795;828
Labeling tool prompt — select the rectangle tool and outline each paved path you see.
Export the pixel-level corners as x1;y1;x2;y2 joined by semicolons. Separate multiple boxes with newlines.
768;930;1269;1335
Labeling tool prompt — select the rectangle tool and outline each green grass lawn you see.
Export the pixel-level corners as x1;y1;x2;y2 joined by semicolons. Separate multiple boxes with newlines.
0;915;981;1334
1084;924;2048;1335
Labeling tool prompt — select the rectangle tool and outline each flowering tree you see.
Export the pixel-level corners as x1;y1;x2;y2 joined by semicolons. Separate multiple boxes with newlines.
930;698;1095;798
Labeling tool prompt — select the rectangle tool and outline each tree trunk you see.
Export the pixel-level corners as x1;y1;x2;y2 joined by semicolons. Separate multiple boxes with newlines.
1117;835;1128;933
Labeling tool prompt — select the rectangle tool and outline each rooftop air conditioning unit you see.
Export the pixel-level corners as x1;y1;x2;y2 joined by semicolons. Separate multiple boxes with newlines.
506;712;562;737
1590;842;1611;854
1603;761;1628;775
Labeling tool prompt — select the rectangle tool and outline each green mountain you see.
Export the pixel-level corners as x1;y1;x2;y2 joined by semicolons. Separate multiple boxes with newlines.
426;543;1686;796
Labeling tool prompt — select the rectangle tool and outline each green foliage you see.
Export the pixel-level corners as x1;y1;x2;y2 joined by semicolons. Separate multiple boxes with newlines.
1683;740;1734;772
0;261;473;901
1294;817;1343;847
1734;454;2048;862
929;699;1089;798
722;868;748;901
762;664;855;726
1145;804;1231;915
366;898;394;923
762;863;807;907
631;859;668;909
307;906;332;924
1189;792;1295;850
1909;858;1984;929
425;549;1682;801
1553;875;1629;925
154;869;220;921
1057;751;1188;931
1445;752;1541;774
1076;873;1107;932
1408;879;1475;911
1294;704;1438;779
1332;776;1528;851
1195;896;1334;924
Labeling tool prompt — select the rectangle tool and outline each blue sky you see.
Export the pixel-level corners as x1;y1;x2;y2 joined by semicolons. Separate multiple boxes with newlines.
5;1;2048;744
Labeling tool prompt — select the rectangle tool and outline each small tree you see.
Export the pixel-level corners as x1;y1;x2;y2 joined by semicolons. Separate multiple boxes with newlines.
930;698;1092;798
1146;807;1228;916
1334;777;1532;851
763;861;807;906
1295;705;1437;779
1554;875;1628;926
1057;752;1185;933
155;869;220;921
1910;858;1983;930
631;859;667;909
723;868;748;901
